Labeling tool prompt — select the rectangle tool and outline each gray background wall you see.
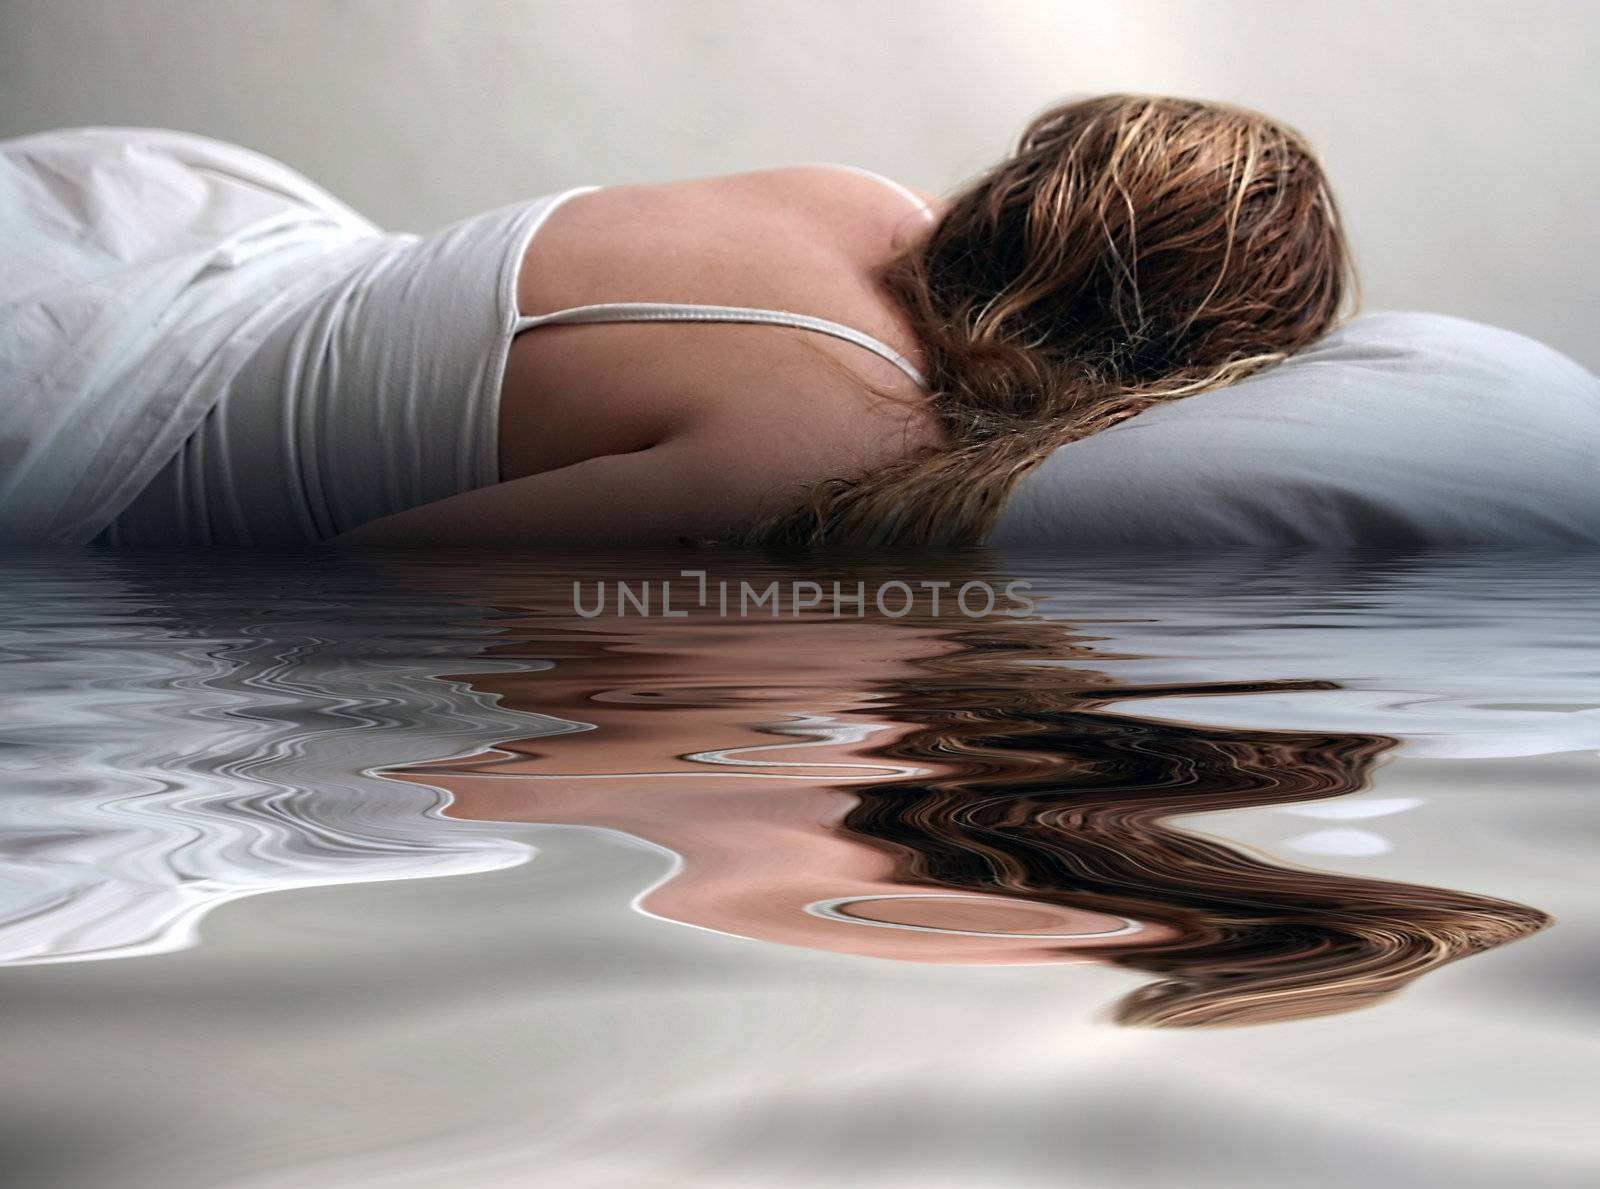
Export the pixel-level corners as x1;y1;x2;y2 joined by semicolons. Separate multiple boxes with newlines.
2;0;1595;368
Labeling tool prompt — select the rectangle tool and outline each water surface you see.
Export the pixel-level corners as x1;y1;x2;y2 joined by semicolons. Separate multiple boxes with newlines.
1;550;1595;1187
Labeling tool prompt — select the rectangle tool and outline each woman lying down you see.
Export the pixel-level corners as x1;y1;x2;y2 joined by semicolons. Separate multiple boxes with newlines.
0;94;1394;548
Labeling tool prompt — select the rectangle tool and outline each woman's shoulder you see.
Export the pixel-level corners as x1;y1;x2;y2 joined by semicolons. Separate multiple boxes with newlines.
725;162;943;221
501;160;942;499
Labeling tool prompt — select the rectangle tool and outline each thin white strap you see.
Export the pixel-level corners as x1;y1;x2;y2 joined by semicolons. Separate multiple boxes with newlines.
514;302;929;389
802;161;938;223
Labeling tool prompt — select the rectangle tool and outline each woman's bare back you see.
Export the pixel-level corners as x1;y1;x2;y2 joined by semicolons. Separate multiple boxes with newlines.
333;167;944;547
500;166;944;477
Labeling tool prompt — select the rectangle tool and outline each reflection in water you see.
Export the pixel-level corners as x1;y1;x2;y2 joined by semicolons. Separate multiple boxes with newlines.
0;555;543;963
0;551;1576;1030
837;627;1548;1026
802;894;1147;939
400;593;1550;1027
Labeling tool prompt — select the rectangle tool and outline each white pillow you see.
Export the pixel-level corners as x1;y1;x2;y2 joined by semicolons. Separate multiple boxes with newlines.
991;312;1600;547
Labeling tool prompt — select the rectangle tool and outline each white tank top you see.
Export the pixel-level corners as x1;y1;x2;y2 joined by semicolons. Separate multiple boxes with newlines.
100;159;936;546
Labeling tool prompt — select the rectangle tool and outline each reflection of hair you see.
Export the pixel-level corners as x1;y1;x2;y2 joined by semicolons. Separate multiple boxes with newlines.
844;622;1550;1027
754;93;1353;546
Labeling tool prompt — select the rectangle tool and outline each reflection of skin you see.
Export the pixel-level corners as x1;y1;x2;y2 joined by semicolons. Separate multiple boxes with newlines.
370;562;1553;1026
390;615;1175;964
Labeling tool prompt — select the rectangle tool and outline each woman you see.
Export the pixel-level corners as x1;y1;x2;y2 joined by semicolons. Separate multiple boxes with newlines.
0;94;1350;548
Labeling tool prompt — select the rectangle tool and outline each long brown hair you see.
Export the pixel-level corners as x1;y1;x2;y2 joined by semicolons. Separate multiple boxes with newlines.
844;616;1548;1027
755;93;1355;545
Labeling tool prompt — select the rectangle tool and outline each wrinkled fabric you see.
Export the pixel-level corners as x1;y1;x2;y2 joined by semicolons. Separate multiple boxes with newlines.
101;193;575;547
0;127;392;544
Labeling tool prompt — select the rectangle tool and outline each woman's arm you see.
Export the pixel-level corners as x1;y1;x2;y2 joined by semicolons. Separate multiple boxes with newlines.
328;432;792;548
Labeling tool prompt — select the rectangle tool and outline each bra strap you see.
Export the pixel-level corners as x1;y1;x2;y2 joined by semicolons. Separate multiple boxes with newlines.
513;302;929;389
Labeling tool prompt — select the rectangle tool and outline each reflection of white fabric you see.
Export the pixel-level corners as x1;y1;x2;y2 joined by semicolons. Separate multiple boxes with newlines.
0;563;544;965
0;127;394;543
1278;797;1425;820
1012;553;1600;758
996;312;1600;547
1275;798;1423;858
1282;829;1393;857
3;552;1595;971
803;893;1145;938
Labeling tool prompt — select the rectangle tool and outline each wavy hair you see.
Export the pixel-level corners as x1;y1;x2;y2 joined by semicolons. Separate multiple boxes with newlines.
422;562;1546;1028
754;93;1355;545
843;618;1548;1027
